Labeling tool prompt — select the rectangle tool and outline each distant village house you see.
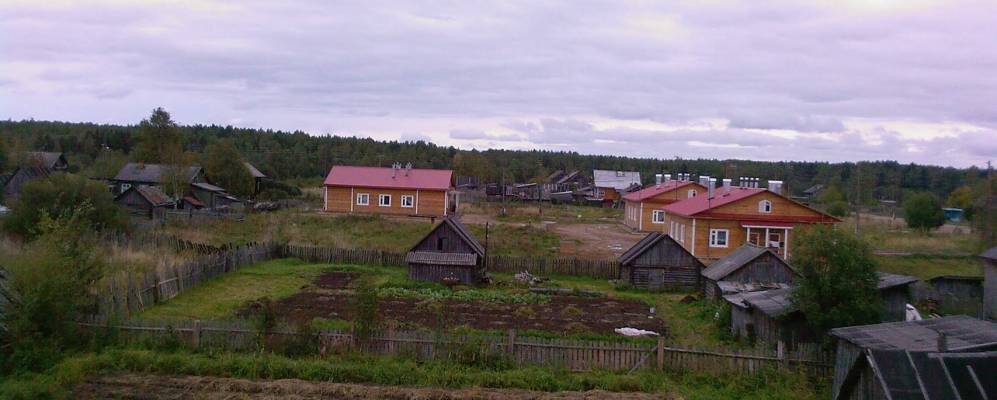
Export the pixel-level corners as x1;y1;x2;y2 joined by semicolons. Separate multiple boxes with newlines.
2;151;69;204
592;169;641;207
323;163;453;217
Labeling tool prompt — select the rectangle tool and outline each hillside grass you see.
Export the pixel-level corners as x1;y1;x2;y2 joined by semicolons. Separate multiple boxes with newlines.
876;256;983;280
0;347;823;400
463;201;623;224
138;259;329;320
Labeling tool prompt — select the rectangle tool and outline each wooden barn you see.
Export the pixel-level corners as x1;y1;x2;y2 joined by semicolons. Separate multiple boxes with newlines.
406;218;486;285
830;316;997;400
701;244;798;300
617;232;705;291
983;247;997;321
723;288;816;347
876;272;919;322
114;185;174;218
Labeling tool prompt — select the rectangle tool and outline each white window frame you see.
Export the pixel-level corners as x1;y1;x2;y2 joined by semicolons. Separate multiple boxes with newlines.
378;194;391;207
759;200;772;213
688;189;697;198
709;229;729;248
651;210;665;224
120;183;132;194
356;193;370;206
400;194;415;208
680;224;685;243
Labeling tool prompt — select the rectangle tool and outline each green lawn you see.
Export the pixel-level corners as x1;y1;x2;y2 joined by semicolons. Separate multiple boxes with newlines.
138;259;330;320
876;256;983;280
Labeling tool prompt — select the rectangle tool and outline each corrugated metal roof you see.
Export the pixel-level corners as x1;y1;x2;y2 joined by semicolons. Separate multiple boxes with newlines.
876;272;919;289
738;287;796;318
702;244;775;281
406;251;477;266
593;170;641;191
621;180;698;202
324;165;452;191
831;315;997;351
133;185;173;206
717;281;792;295
113;163;202;184
663;187;766;217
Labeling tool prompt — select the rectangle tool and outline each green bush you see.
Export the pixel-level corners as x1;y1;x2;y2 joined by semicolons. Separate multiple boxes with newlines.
826;201;850;217
904;192;945;232
3;173;126;239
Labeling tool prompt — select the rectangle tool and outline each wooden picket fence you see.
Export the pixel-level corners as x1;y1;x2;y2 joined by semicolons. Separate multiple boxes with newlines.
284;244;619;279
79;317;832;378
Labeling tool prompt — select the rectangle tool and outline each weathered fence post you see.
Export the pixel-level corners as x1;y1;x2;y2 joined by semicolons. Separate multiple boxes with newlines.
657;336;665;370
192;320;202;348
507;329;516;356
777;339;788;368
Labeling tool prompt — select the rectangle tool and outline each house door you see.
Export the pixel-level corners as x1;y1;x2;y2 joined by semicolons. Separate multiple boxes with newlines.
768;231;784;257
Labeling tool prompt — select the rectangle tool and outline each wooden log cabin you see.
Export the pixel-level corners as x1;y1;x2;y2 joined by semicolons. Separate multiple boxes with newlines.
407;217;486;284
661;177;839;263
114;185;174;218
592;169;641;207
702;244;798;300
622;173;706;232
617;232;705;290
323;163;452;218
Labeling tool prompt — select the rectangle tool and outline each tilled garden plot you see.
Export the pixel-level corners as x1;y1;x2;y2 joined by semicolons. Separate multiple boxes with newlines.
254;272;666;336
74;374;675;399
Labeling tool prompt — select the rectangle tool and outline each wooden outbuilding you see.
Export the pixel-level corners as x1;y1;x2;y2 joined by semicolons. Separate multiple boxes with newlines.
114;185;174;218
830;316;997;400
407;218;485;285
982;247;997;321
876;272;919;322
702;244;798;300
2;166;52;204
723;288;815;348
617;232;705;291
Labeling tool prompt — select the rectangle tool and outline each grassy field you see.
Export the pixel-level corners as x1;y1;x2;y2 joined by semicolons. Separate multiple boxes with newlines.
0;347;822;400
876;256;983;280
462;201;623;224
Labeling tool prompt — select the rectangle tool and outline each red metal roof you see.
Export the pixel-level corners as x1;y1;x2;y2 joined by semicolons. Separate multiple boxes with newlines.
663;187;766;216
622;180;696;202
323;165;452;191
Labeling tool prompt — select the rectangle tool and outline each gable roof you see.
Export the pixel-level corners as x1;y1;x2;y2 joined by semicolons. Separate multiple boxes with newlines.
831;315;997;351
876;272;919;290
191;182;226;192
593;170;641;190
23;152;66;169
243;162;266;178
113;163;202;184
702;244;794;281
724;287;797;318
555;170;584;185
663;186;840;222
802;184;824;195
617;232;702;267
324;165;452;191
409;217;485;257
116;185;173;207
622;180;700;202
3;166;53;198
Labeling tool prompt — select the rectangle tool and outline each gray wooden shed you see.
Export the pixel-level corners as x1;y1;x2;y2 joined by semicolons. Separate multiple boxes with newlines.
114;185;174;219
407;218;486;285
983;247;997;321
876;272;919;322
617;232;705;291
702;244;798;300
830;316;997;400
723;288;816;348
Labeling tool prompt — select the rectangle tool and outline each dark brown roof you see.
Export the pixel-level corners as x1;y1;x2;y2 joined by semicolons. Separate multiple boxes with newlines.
831;315;997;351
406;251;477;266
114;163;202;184
115;185;173;207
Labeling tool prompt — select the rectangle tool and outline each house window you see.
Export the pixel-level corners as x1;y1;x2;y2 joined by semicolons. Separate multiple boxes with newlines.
652;210;665;223
759;200;772;213
688;189;697;198
401;195;414;208
709;229;729;248
356;193;370;206
436;237;447;251
680;224;685;243
378;194;391;207
120;183;131;194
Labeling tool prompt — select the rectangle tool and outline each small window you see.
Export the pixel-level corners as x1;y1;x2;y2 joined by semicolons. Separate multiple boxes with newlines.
680;225;685;243
436;237;447;251
378;194;391;207
652;210;665;223
759;200;772;213
688;189;697;198
120;183;132;194
709;229;729;248
356;193;370;206
401;195;414;208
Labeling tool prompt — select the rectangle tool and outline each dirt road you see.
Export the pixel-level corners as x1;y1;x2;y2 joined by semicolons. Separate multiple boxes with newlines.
75;374;675;399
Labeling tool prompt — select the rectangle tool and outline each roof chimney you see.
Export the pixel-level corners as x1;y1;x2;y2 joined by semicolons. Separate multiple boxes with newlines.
655;174;663;187
405;162;412;176
663;173;672;186
768;180;783;195
699;176;710;188
708;178;717;198
723;178;732;195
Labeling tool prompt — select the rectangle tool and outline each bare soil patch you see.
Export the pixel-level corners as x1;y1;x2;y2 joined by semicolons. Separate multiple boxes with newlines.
75;374;674;399
314;271;362;289
243;272;666;336
550;223;644;259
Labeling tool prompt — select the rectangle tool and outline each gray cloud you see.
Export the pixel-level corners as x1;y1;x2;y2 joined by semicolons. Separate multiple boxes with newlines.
1;1;995;166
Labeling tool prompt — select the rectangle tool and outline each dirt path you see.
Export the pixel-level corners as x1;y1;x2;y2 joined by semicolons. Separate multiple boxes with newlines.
550;222;645;259
75;374;675;399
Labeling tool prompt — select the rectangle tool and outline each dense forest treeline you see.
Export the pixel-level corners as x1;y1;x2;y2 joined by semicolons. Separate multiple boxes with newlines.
0;118;989;204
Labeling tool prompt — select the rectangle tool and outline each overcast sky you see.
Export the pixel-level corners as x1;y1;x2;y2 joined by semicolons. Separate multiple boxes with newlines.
2;0;996;168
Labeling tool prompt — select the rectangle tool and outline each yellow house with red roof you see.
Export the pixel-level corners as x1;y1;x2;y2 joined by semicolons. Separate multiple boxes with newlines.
622;173;706;231
661;178;839;262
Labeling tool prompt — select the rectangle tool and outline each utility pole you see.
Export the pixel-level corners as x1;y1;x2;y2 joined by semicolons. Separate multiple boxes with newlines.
854;162;861;237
